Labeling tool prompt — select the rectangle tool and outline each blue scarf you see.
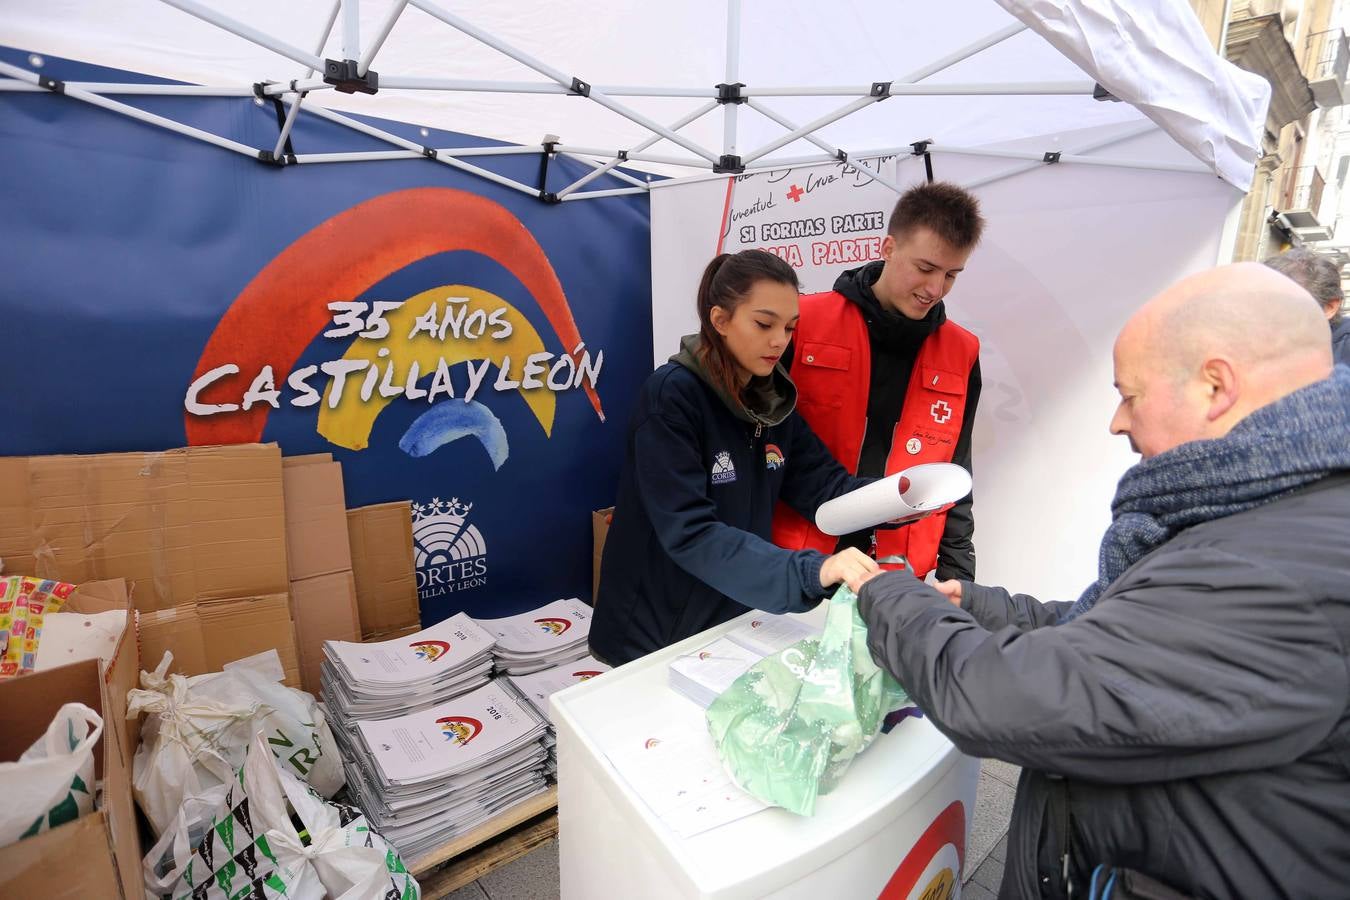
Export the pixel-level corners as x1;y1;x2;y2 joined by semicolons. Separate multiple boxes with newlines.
1063;366;1350;621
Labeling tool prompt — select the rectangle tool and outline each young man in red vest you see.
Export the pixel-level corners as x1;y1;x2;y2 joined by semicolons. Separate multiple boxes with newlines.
772;181;984;581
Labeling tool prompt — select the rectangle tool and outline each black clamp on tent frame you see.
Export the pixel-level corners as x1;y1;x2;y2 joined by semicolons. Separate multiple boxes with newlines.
323;58;379;95
1043;151;1062;164
538;139;561;203
37;74;65;94
911;140;935;183
714;155;745;174
716;82;746;104
253;82;298;166
871;81;893;100
570;77;591;97
1092;83;1121;102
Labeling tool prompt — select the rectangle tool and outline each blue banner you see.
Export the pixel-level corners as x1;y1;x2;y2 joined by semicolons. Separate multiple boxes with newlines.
0;47;652;623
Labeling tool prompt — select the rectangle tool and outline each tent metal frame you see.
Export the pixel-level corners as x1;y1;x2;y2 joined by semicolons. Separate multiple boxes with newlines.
0;0;1197;201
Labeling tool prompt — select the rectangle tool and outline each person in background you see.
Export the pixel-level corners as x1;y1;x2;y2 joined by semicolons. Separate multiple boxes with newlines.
773;182;985;581
855;263;1350;898
1264;246;1350;365
589;250;879;667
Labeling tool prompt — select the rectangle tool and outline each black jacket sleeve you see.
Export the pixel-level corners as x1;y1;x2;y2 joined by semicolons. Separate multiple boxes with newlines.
935;358;980;581
856;550;1346;783
961;581;1072;632
777;412;873;521
632;401;829;615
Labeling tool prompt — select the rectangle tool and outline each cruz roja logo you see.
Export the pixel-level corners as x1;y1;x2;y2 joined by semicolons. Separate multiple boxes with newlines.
414;496;488;599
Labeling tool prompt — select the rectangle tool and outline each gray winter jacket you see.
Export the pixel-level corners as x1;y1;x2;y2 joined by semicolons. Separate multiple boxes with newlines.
857;472;1350;899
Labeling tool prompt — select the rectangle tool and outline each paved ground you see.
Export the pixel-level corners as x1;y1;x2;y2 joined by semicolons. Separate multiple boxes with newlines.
438;758;1018;899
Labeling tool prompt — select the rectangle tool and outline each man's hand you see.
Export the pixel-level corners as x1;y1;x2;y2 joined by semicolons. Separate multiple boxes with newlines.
934;579;963;606
820;548;881;592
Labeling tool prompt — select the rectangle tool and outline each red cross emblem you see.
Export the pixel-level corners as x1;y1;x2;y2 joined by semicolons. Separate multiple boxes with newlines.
930;400;952;424
786;184;804;202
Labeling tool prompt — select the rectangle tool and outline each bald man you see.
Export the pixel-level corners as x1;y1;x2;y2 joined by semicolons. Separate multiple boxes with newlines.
855;264;1350;899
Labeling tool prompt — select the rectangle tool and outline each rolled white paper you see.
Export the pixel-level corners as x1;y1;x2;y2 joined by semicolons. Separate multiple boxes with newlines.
814;463;972;536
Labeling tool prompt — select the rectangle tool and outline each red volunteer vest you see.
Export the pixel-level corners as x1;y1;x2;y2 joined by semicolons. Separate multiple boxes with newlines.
772;291;979;578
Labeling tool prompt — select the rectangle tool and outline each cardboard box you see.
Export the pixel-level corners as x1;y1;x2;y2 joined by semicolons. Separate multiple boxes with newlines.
0;443;290;613
362;622;423;643
290;571;360;693
0;444;299;686
140;593;301;687
60;579;140;774
0;658;144;899
592;507;614;603
282;459;361;694
347;501;421;639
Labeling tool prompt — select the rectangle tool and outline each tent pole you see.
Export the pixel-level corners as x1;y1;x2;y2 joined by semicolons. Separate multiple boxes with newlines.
961;123;1162;189
560;187;648;201
156;0;324;71
309;1;342;79
376;77;570;93
0;81;253;96
723;0;742;159
744;99;846;159
0;60;259;159
359;0;409;76
558;154;649;190
555;101;719;199
262;80;334;95
936;143;1210;174
740;95;878;165
408;0;720;163
299;102;543;198
559;147;708;167
342;0;360;63
897;20;1028;82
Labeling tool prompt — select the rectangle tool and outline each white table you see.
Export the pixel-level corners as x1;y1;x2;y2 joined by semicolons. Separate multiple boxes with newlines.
552;605;979;899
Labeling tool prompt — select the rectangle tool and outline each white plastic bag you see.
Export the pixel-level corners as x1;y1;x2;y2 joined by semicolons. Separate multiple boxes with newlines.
0;702;102;849
128;650;344;837
145;732;418;900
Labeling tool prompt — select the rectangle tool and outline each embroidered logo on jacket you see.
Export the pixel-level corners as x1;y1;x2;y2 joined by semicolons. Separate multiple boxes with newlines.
711;451;737;484
764;443;785;470
930;400;952;424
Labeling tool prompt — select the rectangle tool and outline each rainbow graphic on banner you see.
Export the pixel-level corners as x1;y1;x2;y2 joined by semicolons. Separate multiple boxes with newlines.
410;640;451;662
436;715;483;746
535;617;571;635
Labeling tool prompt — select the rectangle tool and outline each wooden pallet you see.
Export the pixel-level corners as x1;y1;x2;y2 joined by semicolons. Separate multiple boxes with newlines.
409;787;559;899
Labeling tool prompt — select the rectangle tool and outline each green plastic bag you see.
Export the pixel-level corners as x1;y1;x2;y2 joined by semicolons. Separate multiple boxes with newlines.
706;586;909;816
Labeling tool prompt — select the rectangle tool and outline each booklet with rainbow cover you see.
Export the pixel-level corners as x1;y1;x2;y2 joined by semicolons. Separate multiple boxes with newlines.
325;612;496;686
356;680;546;785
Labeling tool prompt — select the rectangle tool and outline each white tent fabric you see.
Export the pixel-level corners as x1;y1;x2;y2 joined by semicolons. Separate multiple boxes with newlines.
1;0;1268;189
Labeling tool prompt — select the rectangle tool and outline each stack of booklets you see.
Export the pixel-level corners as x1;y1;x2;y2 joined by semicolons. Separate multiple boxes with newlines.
337;679;552;859
668;613;817;708
321;614;496;723
477;597;594;674
506;654;611;777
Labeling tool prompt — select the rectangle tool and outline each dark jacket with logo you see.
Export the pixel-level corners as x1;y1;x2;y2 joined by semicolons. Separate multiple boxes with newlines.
857;473;1350;899
589;336;870;666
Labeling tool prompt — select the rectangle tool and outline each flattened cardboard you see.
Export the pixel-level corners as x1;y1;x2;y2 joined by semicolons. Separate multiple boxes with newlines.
61;579;139;775
0;443;290;613
592;507;614;604
347;501;421;639
291;571;361;695
0;658;143;899
283;453;334;467
283;461;353;583
139;593;301;687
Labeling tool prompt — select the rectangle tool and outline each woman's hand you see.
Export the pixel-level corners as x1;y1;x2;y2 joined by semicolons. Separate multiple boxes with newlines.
934;579;963;606
819;548;881;592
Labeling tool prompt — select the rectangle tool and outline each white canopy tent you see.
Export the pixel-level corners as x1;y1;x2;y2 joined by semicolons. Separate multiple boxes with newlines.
1;0;1267;196
1;0;1271;598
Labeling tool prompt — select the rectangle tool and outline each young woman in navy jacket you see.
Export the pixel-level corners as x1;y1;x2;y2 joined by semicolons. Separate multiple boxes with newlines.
589;250;879;666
